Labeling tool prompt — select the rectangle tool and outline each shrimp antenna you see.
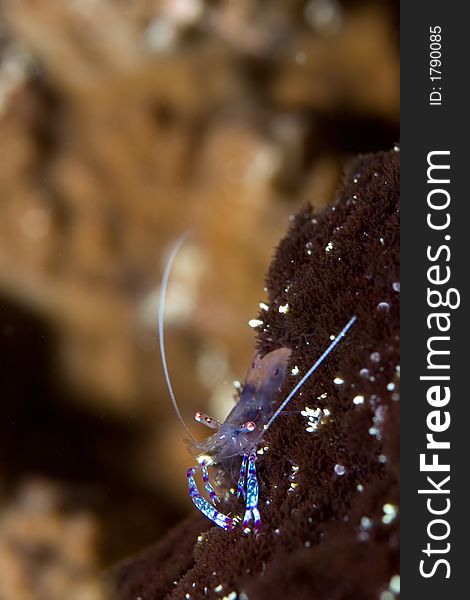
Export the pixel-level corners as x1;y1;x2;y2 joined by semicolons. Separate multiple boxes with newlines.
261;315;357;435
158;231;197;443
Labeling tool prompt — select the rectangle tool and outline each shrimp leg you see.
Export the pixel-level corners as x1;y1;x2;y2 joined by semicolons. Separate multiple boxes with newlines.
187;467;234;530
237;453;248;499
201;462;220;505
242;451;261;532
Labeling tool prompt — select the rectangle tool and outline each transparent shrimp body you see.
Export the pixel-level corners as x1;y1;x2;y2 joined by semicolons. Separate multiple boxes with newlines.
187;348;291;532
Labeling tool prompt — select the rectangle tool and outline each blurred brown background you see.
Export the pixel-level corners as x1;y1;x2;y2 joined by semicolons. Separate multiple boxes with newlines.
0;1;398;598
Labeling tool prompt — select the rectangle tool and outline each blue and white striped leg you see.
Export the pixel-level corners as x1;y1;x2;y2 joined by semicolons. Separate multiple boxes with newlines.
242;451;261;533
187;467;234;530
237;454;248;499
201;462;220;505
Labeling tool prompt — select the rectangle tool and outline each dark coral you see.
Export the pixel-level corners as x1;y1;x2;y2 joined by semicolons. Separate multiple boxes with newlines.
110;149;400;600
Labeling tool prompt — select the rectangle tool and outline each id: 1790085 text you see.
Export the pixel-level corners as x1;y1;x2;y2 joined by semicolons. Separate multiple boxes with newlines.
429;26;443;106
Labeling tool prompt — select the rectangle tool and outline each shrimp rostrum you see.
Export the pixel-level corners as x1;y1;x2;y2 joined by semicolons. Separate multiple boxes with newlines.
158;235;356;533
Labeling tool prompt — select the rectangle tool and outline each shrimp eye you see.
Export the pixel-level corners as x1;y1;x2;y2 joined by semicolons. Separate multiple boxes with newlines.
274;368;280;376
243;421;256;432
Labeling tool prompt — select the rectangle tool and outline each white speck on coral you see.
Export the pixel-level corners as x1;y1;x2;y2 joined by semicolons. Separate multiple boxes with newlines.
325;241;334;252
304;540;311;547
222;593;237;600
233;380;242;391
374;406;386;423
317;392;328;400
302;407;326;433
323;408;330;416
248;318;263;328
378;454;388;464
387;382;395;391
382;503;398;524
360;368;370;378
291;365;300;376
392;282;400;292
214;584;223;593
377;301;390;311
370;352;381;362
353;395;364;405
334;464;346;476
389;575;400;594
333;377;344;385
279;303;289;314
357;484;364;492
380;591;394;600
360;516;372;530
380;237;385;245
330;334;335;340
259;302;269;311
301;407;320;418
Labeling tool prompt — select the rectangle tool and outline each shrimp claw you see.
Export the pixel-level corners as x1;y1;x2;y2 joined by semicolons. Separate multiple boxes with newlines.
242;451;261;533
187;467;234;530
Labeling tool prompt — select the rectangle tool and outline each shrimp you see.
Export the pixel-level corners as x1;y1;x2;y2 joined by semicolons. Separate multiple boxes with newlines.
158;234;356;532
